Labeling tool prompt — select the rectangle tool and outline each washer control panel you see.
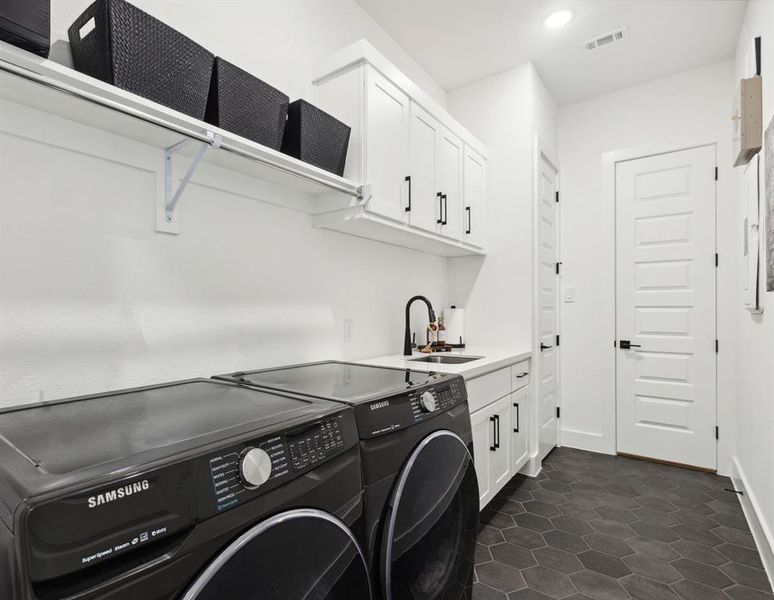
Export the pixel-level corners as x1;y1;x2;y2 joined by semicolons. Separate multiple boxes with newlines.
201;412;351;517
409;377;465;424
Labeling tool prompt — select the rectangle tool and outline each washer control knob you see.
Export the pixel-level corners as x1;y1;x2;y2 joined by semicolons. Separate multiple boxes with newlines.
240;447;272;488
419;391;437;413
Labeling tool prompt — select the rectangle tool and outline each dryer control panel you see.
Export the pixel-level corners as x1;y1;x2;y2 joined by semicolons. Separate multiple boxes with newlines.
355;374;468;439
199;411;353;518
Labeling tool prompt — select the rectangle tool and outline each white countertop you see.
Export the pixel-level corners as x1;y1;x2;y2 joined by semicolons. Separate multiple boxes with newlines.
358;346;532;380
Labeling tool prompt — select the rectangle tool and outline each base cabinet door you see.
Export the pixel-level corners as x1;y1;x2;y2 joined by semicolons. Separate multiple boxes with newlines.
471;406;494;509
510;388;529;472
489;395;511;493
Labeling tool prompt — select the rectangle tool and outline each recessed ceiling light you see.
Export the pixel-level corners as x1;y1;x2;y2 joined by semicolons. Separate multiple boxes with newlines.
544;10;573;29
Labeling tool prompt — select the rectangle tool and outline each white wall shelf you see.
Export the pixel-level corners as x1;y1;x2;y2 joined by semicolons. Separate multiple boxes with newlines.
0;41;362;224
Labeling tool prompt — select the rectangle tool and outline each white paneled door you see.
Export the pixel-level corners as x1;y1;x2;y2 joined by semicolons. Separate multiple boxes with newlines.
537;151;559;461
615;145;717;471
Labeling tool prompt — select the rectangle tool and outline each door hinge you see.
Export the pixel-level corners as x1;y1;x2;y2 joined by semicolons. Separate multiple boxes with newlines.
715;339;719;353
715;166;718;181
555;190;559;203
715;253;719;267
715;426;719;440
556;334;560;346
556;406;561;419
555;262;561;275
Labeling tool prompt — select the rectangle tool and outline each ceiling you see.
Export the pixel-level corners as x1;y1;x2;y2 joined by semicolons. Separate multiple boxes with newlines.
356;0;747;105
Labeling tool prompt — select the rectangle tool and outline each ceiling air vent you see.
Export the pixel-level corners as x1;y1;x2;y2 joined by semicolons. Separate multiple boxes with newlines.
584;27;628;51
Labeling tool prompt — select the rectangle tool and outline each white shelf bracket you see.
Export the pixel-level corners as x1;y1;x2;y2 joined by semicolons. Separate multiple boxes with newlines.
164;131;222;222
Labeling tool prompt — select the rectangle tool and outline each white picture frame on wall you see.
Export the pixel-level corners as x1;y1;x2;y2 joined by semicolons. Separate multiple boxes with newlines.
765;115;774;291
743;155;763;312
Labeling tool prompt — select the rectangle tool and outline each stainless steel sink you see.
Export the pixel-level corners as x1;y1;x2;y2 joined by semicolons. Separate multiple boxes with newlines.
408;355;483;364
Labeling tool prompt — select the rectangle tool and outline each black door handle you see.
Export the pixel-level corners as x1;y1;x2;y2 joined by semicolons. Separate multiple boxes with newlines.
489;416;496;451
465;206;471;234
619;340;642;350
513;403;520;433
405;176;411;212
442;194;448;225
541;343;553;351
436;192;443;224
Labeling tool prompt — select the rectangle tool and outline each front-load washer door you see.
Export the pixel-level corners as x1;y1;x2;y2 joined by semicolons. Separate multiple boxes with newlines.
182;508;372;600
381;430;479;600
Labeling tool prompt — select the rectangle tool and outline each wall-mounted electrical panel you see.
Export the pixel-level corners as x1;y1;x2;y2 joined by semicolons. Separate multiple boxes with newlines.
733;75;762;167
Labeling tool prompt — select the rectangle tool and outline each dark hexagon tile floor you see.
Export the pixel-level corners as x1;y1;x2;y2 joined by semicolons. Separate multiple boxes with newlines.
473;447;773;600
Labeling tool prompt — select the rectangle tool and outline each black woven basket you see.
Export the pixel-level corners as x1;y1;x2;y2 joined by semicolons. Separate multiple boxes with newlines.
281;100;351;177
205;58;288;150
0;0;50;57
67;0;213;120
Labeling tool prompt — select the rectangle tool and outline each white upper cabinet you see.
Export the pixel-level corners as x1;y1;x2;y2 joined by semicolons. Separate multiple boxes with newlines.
437;127;464;240
312;40;487;257
463;146;486;248
364;69;410;222
407;102;440;232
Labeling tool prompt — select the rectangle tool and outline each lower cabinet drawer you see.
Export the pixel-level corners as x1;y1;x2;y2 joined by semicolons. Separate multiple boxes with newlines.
466;367;511;413
512;360;530;390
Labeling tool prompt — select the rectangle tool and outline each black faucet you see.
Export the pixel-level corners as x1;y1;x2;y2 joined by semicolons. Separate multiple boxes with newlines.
404;295;436;356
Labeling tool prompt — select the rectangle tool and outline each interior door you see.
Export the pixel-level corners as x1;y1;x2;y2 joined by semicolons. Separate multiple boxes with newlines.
537;151;559;461
462;147;485;247
380;431;478;600
365;69;409;223
407;102;439;232
182;509;372;600
615;145;717;470
436;127;464;239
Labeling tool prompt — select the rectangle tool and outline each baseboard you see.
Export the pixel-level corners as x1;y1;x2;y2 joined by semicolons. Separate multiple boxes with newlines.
560;427;614;455
520;452;542;478
731;457;774;592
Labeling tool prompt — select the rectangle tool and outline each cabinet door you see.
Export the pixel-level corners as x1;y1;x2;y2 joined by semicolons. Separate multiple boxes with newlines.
407;102;440;232
511;388;529;473
462;147;486;248
436;127;464;240
489;395;512;496
470;406;494;510
365;68;410;222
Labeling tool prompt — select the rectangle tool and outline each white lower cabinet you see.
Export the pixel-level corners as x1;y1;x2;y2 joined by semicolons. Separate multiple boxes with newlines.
468;361;532;510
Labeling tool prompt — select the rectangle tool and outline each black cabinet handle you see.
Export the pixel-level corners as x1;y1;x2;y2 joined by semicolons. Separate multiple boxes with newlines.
489;416;496;451
540;343;553;351
436;192;443;224
494;414;501;449
442;194;448;225
516;372;528;378
513;403;520;433
405;176;411;212
465;206;471;234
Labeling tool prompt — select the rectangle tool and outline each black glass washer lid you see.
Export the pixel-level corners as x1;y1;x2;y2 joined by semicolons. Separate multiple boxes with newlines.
223;361;448;404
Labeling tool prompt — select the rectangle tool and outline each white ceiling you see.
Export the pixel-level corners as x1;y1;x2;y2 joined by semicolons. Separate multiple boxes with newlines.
356;0;747;105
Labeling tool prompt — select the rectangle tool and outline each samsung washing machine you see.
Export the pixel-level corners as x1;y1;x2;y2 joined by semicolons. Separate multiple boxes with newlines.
0;378;371;600
216;361;479;600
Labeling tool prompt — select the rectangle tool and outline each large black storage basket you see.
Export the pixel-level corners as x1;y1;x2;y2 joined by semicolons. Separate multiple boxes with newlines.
68;0;213;120
205;58;288;150
281;100;351;177
0;0;50;57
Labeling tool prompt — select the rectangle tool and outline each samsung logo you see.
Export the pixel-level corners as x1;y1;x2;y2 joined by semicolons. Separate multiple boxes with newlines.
370;400;390;411
88;480;150;508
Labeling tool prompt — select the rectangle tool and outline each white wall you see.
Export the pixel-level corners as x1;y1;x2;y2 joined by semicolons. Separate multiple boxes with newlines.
557;61;737;473
49;0;447;108
446;64;556;349
731;0;774;583
0;1;450;407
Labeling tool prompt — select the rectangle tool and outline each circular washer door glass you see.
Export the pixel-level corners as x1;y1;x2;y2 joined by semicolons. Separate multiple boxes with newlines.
183;508;371;600
381;430;479;600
